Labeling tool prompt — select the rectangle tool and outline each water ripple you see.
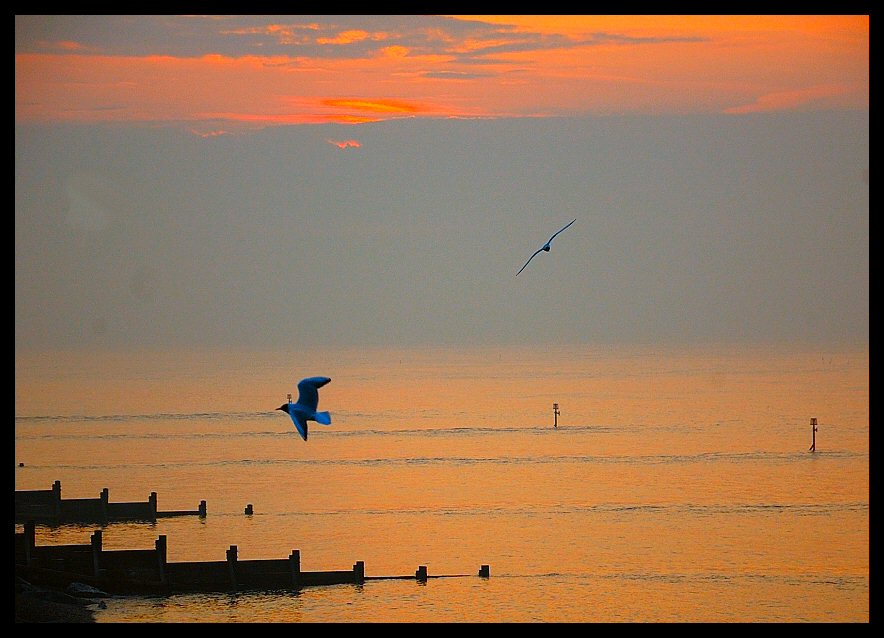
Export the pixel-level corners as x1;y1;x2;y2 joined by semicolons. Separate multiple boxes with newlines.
17;448;866;470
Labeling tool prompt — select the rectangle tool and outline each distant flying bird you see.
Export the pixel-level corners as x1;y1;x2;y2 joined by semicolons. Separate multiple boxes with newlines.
516;218;577;276
277;376;332;441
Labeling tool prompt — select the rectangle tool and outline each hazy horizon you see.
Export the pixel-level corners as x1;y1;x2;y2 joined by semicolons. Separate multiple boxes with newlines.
15;112;868;351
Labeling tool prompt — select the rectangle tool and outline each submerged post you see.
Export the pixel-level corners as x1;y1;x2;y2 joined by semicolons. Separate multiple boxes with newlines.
478;564;490;578
199;500;207;518
553;403;560;428
809;417;818;452
244;504;253;516
415;565;428;582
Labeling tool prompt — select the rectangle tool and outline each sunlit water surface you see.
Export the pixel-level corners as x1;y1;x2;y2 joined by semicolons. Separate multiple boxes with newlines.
15;344;868;622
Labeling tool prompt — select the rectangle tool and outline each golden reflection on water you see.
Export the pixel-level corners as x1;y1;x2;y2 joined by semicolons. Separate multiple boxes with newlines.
15;343;868;622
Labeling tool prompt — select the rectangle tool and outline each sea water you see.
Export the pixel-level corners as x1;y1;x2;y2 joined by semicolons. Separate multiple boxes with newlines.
14;343;869;622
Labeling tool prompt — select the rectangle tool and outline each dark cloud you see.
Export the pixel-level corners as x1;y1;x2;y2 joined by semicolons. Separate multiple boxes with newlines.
15;15;706;62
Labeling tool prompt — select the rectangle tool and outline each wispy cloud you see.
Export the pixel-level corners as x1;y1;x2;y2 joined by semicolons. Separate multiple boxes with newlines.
14;15;868;128
420;70;491;80
588;32;706;46
196;111;374;125
61;104;128;113
322;98;423;114
221;22;322;46
15;15;706;60
316;29;390;46
190;128;232;138
327;139;362;149
723;84;855;114
36;39;100;53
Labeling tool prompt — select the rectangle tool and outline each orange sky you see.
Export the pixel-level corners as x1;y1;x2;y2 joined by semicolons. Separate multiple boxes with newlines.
15;15;868;132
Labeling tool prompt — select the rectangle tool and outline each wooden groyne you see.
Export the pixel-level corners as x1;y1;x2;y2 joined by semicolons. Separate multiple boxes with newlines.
14;522;489;595
14;481;206;524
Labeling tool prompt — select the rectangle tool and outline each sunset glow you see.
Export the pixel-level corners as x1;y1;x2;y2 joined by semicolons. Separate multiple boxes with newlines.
15;15;868;129
14;16;869;623
321;98;424;114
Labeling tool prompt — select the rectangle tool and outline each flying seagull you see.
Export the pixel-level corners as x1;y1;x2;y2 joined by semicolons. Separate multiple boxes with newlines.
516;218;577;276
277;376;332;441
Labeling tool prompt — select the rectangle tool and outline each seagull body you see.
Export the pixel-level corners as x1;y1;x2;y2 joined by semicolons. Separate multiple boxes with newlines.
277;376;332;441
516;218;577;276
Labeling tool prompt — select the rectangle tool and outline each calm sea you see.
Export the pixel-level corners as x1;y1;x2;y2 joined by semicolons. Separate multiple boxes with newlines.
14;343;869;622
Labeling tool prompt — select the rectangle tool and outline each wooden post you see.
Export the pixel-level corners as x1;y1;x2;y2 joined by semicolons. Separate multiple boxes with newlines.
91;530;103;576
24;520;36;566
415;565;427;581
289;549;301;587
353;560;365;583
809;417;818;452
478;564;490;578
52;480;61;517
199;500;207;518
156;535;167;584
553;403;560;428
149;492;158;520
244;504;253;515
226;545;238;589
100;488;109;521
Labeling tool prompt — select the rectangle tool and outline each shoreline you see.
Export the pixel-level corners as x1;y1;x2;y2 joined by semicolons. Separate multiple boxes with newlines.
15;578;99;623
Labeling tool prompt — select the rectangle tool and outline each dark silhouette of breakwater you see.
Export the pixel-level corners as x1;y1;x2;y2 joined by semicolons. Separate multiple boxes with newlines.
14;522;490;594
15;481;205;523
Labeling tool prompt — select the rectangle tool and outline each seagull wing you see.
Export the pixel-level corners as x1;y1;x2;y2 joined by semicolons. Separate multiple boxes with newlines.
290;411;309;441
516;248;544;276
295;376;331;412
546;218;576;245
